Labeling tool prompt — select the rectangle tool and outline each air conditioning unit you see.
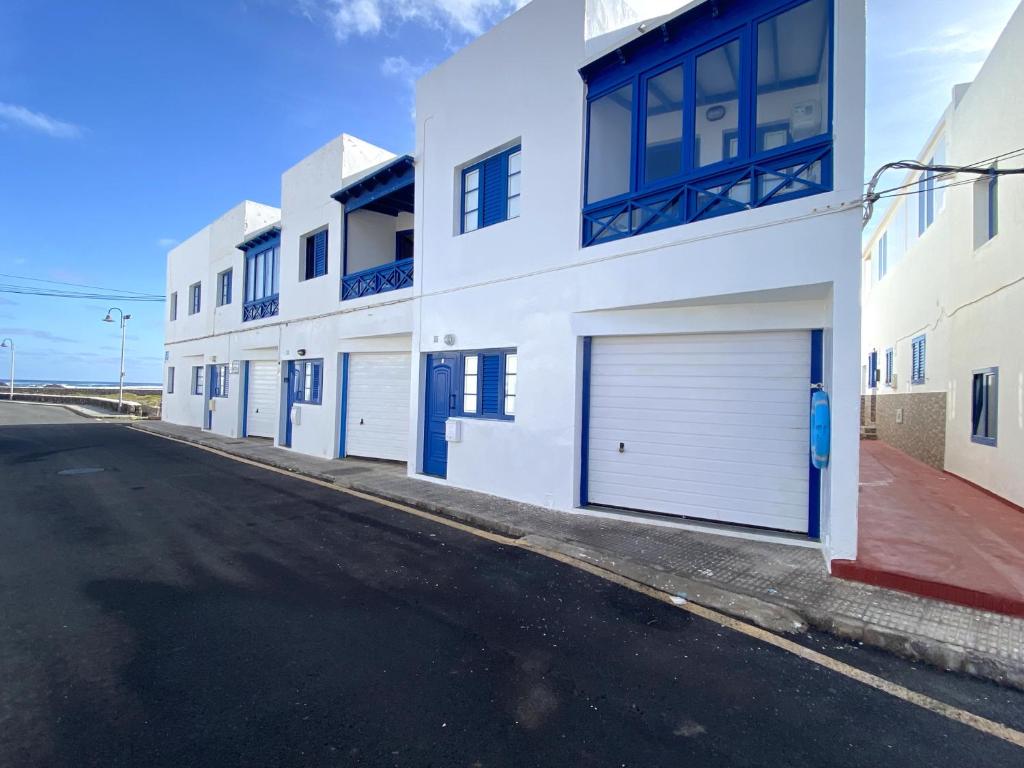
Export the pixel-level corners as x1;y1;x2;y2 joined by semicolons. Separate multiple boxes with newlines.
791;100;821;141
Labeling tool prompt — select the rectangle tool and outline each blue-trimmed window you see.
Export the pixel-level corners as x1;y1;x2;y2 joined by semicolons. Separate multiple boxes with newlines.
884;348;894;386
867;350;878;389
243;240;279;321
169;292;177;321
971;367;998;446
459;349;517;419
911;335;926;385
166;366;175;394
461;145;521;234
581;0;833;246
918;142;946;236
192;366;204;396
189;282;201;315
217;269;232;306
210;364;229;398
293;359;323;404
303;229;328;280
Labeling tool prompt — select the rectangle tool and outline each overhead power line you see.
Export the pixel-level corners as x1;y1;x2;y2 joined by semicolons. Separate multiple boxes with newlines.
863;147;1024;226
0;272;163;303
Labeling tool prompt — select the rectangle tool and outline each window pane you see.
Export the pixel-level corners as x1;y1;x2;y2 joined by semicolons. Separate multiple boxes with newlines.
695;39;741;167
465;168;479;192
255;254;265;298
586;83;633;204
505;354;517;375
508;151;521;175
464;375;478;396
504;395;515;416
507;195;520;219
464;355;478;376
644;66;684;184
507;173;521;197
270;248;279;295
463;394;477;413
464;188;479;213
463;213;478;232
756;0;829;151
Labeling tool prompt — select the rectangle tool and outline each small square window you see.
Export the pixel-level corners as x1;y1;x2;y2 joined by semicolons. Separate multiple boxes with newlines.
460;145;521;233
302;230;328;280
293;359;323;404
192;366;204;396
911;335;926;385
169;292;178;321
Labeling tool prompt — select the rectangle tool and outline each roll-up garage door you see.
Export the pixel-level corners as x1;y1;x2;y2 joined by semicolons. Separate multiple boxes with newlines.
345;353;411;462
246;361;279;439
587;331;811;533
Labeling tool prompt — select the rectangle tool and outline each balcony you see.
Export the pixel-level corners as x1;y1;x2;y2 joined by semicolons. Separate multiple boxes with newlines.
333;155;415;301
242;295;279;321
341;258;413;300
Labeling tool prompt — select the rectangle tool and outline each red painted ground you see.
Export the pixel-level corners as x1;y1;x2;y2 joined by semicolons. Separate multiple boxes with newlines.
832;441;1024;617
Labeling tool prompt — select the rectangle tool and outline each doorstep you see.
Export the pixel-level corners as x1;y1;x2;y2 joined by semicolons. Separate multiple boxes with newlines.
130;419;1024;690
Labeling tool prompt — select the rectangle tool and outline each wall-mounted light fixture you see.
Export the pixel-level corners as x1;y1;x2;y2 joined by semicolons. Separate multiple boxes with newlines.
297;348;307;357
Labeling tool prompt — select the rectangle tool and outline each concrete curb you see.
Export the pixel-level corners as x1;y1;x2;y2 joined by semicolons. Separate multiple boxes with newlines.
127;422;1024;692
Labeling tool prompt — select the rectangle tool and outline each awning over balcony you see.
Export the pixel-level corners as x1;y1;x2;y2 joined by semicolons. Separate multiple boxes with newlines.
332;155;414;216
236;224;281;252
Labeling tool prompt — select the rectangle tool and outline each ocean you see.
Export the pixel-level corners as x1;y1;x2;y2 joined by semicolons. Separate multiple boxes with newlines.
0;379;162;390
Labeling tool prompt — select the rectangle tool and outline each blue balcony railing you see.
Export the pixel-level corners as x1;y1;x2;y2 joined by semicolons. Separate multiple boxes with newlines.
341;257;414;301
242;295;279;321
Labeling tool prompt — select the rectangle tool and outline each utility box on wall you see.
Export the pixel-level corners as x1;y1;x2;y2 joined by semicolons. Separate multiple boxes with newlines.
445;419;462;443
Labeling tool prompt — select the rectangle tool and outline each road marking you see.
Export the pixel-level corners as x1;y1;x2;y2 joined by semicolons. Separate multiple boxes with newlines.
133;426;1024;750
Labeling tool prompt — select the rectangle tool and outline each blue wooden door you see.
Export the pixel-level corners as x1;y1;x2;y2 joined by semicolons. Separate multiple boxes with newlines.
423;354;454;478
283;361;299;447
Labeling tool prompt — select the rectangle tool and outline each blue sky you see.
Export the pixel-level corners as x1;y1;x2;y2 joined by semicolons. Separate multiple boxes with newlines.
0;0;1017;383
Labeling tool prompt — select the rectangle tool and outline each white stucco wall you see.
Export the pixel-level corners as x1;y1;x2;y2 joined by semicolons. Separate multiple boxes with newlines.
862;4;1024;506
412;0;865;563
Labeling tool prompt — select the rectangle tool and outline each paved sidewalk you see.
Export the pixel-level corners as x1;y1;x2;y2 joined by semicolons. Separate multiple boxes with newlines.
131;420;1024;689
835;441;1024;616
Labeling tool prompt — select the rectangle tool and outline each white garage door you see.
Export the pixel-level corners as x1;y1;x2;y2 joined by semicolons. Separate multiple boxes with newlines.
246;361;279;439
587;332;811;533
345;353;411;462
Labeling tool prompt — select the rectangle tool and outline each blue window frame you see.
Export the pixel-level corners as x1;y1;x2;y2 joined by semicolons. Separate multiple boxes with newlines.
217;269;232;306
460;145;521;233
293;359;323;404
169;292;177;321
580;0;833;246
867;350;878;389
884;348;894;386
458;349;517;420
971;367;998;446
210;364;229;398
192;366;204;396
189;282;201;315
303;229;328;280
243;239;279;321
167;366;175;394
911;335;926;385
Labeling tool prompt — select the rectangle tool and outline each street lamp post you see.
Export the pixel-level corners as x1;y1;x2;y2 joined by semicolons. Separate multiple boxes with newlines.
102;308;131;411
0;338;13;401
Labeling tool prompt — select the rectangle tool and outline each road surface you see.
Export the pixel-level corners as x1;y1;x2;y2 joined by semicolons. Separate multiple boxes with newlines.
1;405;1022;766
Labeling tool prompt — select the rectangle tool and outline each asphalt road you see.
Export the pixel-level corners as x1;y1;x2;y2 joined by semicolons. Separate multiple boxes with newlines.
1;404;1023;767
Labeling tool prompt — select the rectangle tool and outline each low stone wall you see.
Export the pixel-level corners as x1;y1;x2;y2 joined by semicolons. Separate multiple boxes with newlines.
6;393;158;418
861;392;947;469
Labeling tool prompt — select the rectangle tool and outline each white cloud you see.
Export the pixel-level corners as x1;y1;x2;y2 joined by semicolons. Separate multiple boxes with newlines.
0;102;81;139
325;0;530;40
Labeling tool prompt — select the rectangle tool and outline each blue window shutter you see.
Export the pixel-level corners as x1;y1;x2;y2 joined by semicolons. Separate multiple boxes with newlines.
311;362;321;403
481;153;508;227
867;353;876;388
480;353;501;415
314;231;327;277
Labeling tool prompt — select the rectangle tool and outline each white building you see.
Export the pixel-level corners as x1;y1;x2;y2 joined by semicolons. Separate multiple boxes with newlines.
861;3;1023;507
164;0;866;566
164;133;417;461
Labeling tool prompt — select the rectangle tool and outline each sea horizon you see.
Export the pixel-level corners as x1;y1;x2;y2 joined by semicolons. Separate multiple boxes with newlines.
0;378;162;389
